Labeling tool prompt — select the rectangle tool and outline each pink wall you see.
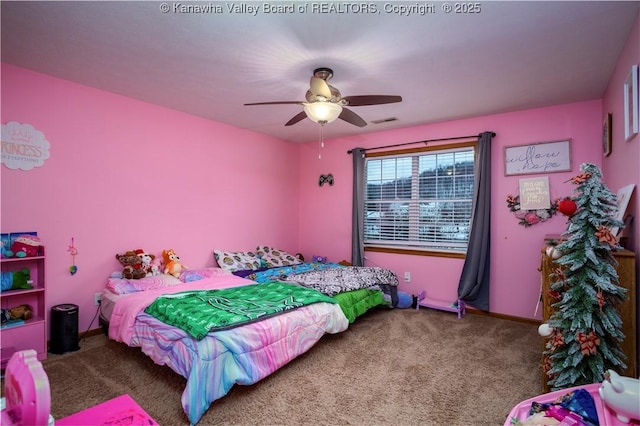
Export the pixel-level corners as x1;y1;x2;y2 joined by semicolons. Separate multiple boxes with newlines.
602;11;640;254
1;64;301;333
3;12;638;335
298;100;604;319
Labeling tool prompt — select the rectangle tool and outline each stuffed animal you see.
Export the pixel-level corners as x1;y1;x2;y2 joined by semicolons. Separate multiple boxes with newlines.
115;250;146;280
150;256;162;276
1;304;33;324
10;234;42;258
162;249;187;278
1;268;33;292
312;255;327;263
135;249;159;277
600;370;640;424
1;238;13;258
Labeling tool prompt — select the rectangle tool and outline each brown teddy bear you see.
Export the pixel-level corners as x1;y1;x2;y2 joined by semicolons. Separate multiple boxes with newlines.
115;251;147;280
1;304;33;324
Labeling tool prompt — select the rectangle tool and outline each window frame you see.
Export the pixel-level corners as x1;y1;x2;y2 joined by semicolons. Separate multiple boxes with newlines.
363;141;477;259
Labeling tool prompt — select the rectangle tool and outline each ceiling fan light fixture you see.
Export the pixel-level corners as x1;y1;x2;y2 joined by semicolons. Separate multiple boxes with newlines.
304;102;342;124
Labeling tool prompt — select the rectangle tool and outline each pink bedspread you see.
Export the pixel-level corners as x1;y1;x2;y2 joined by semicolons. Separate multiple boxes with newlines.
106;273;349;424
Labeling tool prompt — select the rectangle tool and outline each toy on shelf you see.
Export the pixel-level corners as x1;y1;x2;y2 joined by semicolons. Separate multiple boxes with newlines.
1;234;11;258
1;233;42;259
1;269;33;292
162;249;187;278
1;304;32;329
1;304;33;325
10;234;42;258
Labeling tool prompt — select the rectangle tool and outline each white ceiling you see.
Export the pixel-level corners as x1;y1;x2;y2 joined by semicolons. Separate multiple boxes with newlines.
1;1;638;143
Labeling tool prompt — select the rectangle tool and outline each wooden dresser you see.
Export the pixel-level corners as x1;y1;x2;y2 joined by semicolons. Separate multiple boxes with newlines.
540;245;637;392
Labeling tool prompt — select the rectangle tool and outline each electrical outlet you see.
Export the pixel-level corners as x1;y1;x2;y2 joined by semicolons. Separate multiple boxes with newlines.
404;272;411;282
94;293;102;306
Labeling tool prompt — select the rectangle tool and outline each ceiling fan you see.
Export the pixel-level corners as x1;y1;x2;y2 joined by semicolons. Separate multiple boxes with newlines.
244;67;402;127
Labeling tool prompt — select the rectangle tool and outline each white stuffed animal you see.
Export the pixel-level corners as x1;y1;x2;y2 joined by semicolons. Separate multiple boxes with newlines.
599;370;640;424
136;250;160;277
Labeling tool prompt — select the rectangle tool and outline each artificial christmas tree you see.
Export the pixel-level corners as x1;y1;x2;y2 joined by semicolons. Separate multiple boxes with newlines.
542;163;628;390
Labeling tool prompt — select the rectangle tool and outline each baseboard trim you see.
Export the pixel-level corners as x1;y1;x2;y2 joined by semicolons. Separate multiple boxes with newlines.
63;311;540;345
81;328;106;338
466;307;541;325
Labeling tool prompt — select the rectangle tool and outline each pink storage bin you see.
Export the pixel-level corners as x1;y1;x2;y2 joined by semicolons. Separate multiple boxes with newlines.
504;383;640;426
56;394;158;425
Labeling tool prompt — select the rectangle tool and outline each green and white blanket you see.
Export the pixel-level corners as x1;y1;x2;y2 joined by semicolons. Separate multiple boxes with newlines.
144;281;337;340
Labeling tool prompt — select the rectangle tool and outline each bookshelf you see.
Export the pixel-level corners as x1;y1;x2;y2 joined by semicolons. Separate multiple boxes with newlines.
1;246;47;368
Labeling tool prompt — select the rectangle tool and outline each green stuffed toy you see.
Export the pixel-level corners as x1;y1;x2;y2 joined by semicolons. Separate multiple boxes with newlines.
0;268;33;291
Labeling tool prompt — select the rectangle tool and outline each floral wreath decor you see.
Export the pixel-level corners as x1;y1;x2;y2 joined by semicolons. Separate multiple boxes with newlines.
506;194;559;227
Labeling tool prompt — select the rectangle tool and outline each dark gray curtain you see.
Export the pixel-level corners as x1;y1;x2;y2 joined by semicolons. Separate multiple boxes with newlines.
351;148;366;266
457;131;493;311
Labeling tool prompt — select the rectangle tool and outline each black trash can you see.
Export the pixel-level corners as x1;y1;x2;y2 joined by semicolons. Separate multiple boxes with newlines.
50;304;80;354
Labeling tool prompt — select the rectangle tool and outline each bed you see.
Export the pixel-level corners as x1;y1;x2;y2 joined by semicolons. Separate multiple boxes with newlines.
100;271;349;425
240;261;399;322
99;247;399;424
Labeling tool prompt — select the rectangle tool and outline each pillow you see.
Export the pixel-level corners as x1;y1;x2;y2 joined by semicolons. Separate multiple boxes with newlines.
213;250;261;273
255;246;302;268
107;274;182;295
179;267;230;283
232;267;271;278
106;278;138;295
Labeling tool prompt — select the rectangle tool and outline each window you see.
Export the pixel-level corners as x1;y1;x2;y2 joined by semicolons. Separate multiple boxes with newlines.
364;143;475;254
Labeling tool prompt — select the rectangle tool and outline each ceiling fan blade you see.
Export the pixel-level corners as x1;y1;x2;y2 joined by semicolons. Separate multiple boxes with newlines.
244;101;302;106
341;95;402;106
339;108;367;127
285;111;308;126
310;77;332;99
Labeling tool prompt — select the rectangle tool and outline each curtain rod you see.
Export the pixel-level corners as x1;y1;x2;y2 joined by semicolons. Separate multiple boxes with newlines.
346;132;496;154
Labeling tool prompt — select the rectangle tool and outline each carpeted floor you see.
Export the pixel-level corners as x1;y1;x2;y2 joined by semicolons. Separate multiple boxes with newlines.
41;308;542;425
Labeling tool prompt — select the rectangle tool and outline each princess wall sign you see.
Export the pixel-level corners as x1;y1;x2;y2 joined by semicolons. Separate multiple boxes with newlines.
1;121;50;170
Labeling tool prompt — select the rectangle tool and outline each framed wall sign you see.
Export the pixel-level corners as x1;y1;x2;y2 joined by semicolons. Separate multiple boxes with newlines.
504;139;571;176
518;176;550;210
603;113;612;157
611;184;634;237
624;64;638;141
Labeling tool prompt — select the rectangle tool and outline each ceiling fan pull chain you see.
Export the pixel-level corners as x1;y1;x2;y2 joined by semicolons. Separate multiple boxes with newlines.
318;123;325;159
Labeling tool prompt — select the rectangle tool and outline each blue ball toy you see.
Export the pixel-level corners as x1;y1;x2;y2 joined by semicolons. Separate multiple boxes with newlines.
396;291;413;309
